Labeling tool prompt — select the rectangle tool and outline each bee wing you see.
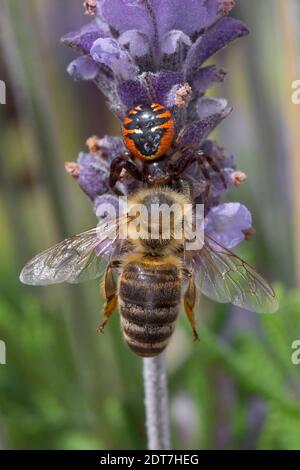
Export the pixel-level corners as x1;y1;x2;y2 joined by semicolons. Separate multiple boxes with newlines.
195;236;278;313
20;218;124;286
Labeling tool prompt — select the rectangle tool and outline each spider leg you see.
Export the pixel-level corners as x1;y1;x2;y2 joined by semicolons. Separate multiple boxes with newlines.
196;157;211;204
203;153;226;189
109;154;142;195
168;151;200;176
169;151;211;204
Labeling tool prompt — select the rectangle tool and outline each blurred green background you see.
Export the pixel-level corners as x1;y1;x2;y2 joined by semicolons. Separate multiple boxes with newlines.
0;0;300;450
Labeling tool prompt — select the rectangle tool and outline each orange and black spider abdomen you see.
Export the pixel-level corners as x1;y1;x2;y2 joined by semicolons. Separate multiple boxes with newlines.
122;103;175;161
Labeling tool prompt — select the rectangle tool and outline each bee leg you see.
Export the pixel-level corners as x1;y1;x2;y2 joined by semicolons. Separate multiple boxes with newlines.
97;261;119;334
183;276;200;342
109;154;142;194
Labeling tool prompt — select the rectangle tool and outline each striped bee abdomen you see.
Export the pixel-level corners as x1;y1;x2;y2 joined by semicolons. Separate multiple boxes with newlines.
119;260;181;357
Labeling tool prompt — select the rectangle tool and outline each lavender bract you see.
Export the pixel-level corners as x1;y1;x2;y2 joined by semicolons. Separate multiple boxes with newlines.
63;0;252;252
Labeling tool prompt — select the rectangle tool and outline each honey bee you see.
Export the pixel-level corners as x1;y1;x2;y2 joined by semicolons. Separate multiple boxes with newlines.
20;182;278;358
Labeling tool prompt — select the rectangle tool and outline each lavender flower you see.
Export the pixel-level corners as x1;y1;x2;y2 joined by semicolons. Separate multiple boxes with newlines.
18;2;273;451
63;0;251;252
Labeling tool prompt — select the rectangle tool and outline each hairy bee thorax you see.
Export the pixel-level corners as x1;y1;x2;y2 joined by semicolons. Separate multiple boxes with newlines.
126;187;192;254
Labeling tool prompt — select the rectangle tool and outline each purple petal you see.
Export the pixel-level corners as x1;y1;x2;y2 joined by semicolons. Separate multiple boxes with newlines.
117;78;151;110
152;0;233;37
75;135;127;199
100;0;236;43
93;68;126;118
100;0;154;37
67;57;100;81
197;97;230;119
91;38;138;81
192;65;226;95
119;30;151;57
117;71;184;111
146;71;184;106
77;152;110;200
95;135;126;158
205;203;252;249
78;152;103;167
80;136;125;164
62;19;108;54
202;139;235;170
177;101;232;147
79;166;109;200
94;194;120;219
161;30;191;55
185;17;249;78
